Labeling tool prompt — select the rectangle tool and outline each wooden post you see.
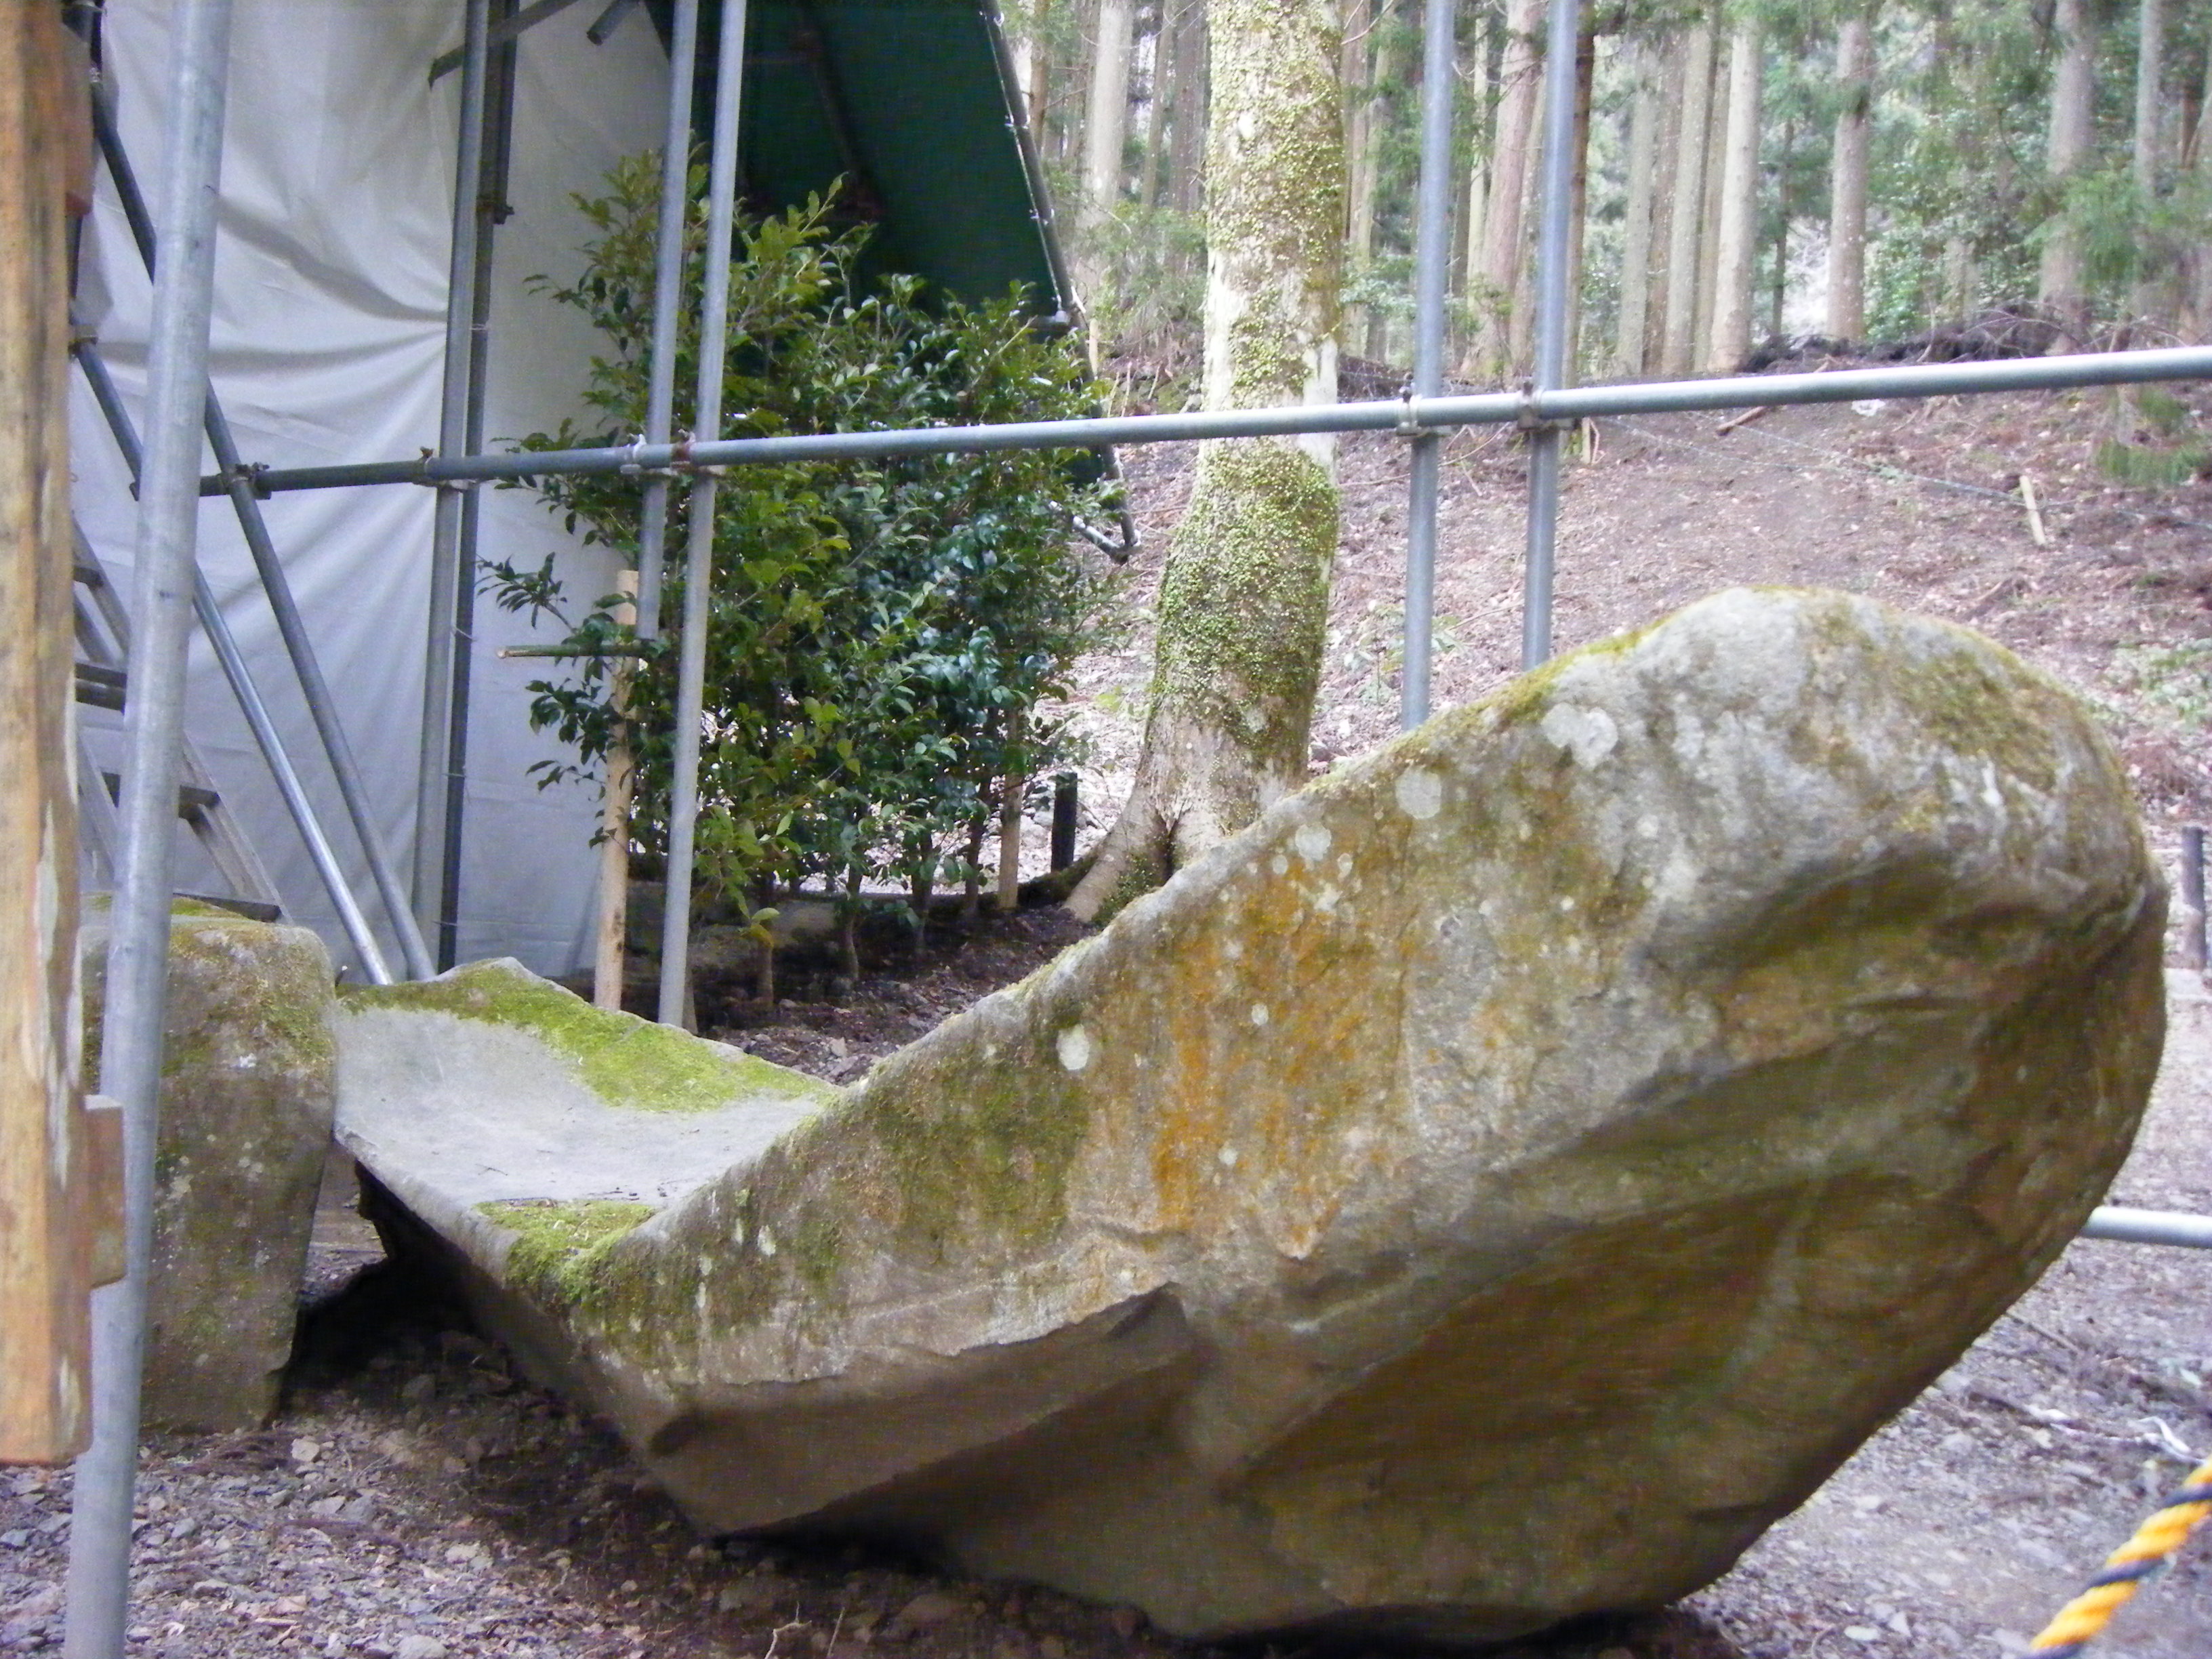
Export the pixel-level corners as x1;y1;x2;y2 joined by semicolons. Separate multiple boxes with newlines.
996;774;1025;914
2019;471;2050;547
0;7;102;1465
593;572;637;1011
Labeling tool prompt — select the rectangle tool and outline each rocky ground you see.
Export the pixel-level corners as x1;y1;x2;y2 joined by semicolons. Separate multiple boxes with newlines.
5;386;2211;1658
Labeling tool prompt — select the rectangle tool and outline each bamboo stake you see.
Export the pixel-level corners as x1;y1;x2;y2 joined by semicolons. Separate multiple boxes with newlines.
593;572;638;1010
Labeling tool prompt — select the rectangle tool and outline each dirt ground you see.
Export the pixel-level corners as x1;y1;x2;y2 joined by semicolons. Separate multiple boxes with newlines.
6;388;2212;1658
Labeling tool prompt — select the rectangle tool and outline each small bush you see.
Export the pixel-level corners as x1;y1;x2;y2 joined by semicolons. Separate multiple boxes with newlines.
491;156;1115;944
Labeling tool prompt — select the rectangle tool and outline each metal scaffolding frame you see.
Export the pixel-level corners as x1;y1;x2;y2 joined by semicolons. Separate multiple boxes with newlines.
54;1;2212;1650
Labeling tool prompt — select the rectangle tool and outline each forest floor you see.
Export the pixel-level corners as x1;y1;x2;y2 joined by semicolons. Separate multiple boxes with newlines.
5;387;2212;1659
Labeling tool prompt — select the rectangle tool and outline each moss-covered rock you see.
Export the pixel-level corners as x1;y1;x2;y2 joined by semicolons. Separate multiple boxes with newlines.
82;905;337;1431
341;590;2165;1645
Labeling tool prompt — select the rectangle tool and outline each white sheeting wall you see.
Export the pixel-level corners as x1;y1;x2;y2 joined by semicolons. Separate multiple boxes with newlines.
71;0;669;979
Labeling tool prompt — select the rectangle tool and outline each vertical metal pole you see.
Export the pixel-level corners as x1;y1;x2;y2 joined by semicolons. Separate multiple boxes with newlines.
436;0;520;970
85;89;437;979
1520;0;1578;670
415;0;491;939
2184;823;2207;973
63;5;234;1655
633;0;700;639
658;0;749;1027
71;334;394;982
1401;0;1454;731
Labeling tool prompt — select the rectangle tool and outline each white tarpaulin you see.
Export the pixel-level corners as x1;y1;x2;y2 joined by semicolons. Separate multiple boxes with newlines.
72;0;669;979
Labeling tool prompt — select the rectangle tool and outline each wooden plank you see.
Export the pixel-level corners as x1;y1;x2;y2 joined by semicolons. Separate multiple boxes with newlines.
0;5;92;1465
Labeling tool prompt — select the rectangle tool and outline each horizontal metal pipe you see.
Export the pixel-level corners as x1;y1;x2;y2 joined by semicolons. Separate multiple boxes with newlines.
2080;1205;2212;1250
203;346;2212;495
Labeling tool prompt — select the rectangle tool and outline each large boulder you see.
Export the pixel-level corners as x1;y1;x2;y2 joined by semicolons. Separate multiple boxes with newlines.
83;903;337;1430
336;589;2165;1644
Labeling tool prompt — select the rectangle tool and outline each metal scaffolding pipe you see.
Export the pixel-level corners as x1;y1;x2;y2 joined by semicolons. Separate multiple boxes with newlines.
87;89;436;979
72;334;394;982
199;346;2212;493
658;0;750;1027
632;0;701;640
1521;0;1580;670
2081;1206;2212;1250
417;0;492;939
1400;0;1454;731
438;0;522;970
63;5;234;1656
190;578;394;979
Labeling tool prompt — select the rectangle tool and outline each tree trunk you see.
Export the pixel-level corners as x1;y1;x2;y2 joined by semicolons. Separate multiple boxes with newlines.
1692;47;1729;367
1142;0;1172;205
1825;9;1874;341
1454;0;1494;327
1068;0;1343;922
2132;0;2165;319
1705;16;1762;371
2038;0;2096;342
1082;0;1136;226
1341;0;1376;354
1769;116;1793;339
1614;37;1661;375
1465;0;1543;377
1641;31;1684;373
1658;18;1714;375
1560;26;1597;375
2135;0;2163;190
1168;0;1208;212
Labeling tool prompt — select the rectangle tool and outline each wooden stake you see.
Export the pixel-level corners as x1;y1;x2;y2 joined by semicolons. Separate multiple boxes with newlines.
2019;471;2050;547
1;6;94;1464
593;572;637;1012
996;775;1025;914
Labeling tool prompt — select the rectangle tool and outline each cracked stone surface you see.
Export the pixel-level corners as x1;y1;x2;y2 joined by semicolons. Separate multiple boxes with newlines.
334;588;2167;1645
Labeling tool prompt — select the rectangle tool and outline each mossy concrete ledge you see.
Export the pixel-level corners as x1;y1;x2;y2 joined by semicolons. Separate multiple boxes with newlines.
82;904;338;1431
337;590;2165;1645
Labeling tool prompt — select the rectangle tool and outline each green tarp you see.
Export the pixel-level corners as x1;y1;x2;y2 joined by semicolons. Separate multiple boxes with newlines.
652;0;1069;318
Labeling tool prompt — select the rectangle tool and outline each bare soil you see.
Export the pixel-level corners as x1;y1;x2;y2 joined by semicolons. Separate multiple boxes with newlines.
6;388;2212;1659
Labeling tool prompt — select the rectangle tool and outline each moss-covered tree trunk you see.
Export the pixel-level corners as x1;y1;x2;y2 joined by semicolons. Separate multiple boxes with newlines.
1068;0;1341;923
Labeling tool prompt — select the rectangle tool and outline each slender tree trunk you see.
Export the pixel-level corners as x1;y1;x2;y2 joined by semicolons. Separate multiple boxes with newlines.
1454;0;1494;327
1826;9;1874;341
2132;0;2165;320
1769;116;1793;339
1614;37;1661;375
1560;26;1597;375
1658;18;1714;374
1465;0;1543;376
1143;0;1172;204
1341;0;1376;355
1692;47;1728;366
1083;0;1136;223
2135;0;2164;190
1069;0;1343;922
2038;0;2096;342
1943;236;1975;319
1642;31;1684;373
2189;50;2212;336
1168;0;1208;213
1706;16;1762;371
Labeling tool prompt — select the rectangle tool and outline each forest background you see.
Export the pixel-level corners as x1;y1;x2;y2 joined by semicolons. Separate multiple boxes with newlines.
1012;0;2212;409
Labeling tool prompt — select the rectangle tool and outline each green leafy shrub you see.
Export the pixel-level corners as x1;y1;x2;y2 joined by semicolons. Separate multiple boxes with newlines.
491;156;1113;964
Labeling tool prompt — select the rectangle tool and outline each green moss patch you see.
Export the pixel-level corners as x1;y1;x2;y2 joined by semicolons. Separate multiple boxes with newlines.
481;1197;655;1305
348;961;832;1115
